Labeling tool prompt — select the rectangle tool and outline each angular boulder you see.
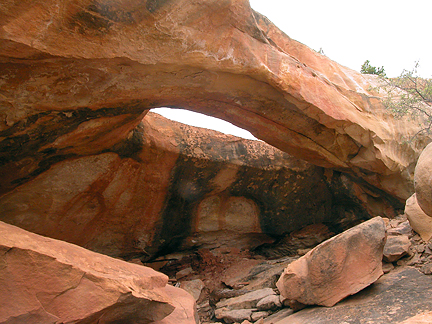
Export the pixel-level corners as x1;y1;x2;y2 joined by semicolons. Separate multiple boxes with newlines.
216;288;276;310
256;294;282;311
383;235;411;263
0;221;181;324
273;267;432;324
415;142;432;216
153;285;199;324
180;279;205;302
405;194;432;242
215;308;253;324
276;217;386;307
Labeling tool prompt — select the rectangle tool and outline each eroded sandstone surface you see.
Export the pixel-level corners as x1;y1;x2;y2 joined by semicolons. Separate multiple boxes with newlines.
0;221;197;324
0;0;429;207
0;113;382;260
414;142;432;216
276;217;386;307
2;2;432;322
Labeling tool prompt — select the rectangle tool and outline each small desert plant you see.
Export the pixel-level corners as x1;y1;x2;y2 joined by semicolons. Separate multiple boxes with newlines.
360;60;386;76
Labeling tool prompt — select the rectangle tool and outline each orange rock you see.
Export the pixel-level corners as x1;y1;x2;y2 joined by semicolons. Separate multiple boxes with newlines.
0;113;383;260
405;194;432;242
398;311;432;324
153;285;199;324
415;143;432;217
0;221;177;324
0;0;426;204
276;217;386;307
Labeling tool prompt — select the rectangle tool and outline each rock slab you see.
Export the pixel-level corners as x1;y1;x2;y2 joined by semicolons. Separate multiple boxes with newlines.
153;285;199;324
272;267;432;324
383;235;411;263
216;288;276;310
0;221;182;324
276;217;386;307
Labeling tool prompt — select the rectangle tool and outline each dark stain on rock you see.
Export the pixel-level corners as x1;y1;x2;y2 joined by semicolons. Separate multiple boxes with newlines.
230;165;333;237
10;153;78;187
328;172;404;231
69;0;140;36
88;3;135;24
0;103;145;195
146;0;173;13
71;10;113;35
144;136;387;260
250;170;378;259
148;155;223;260
326;173;372;232
110;123;145;161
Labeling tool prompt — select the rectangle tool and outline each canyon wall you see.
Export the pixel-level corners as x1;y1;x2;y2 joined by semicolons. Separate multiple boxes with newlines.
1;113;386;259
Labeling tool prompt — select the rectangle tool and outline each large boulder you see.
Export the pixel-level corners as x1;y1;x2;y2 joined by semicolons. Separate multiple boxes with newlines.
0;221;197;324
276;217;386;307
272;267;432;324
0;0;427;208
405;194;432;242
414;142;432;216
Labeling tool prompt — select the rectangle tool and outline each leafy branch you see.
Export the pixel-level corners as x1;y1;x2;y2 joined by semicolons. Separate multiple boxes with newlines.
364;61;432;139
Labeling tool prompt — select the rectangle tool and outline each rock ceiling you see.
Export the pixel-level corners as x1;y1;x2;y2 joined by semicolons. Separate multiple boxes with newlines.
0;0;428;201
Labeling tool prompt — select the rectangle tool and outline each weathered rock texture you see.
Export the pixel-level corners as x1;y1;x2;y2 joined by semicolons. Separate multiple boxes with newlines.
0;113;381;260
398;311;432;324
272;268;432;324
0;0;428;210
383;235;410;263
0;221;188;324
276;217;386;307
153;285;199;324
405;194;432;242
414;142;432;216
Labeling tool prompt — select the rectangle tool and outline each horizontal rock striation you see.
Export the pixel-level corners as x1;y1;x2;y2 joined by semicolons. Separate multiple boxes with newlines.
0;0;428;205
1;113;385;260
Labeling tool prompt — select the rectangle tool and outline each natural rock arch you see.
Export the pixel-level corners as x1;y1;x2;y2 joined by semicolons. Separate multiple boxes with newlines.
0;0;426;200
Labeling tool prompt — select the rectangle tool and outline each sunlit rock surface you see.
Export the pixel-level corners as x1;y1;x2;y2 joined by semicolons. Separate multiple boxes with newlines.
276;217;386;307
0;221;178;324
0;113;383;259
0;0;428;205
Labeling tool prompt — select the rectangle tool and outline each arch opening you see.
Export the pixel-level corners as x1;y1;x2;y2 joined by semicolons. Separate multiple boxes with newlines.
151;108;259;141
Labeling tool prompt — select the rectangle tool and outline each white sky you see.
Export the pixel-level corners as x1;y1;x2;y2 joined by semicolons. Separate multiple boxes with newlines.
154;0;432;139
250;0;432;78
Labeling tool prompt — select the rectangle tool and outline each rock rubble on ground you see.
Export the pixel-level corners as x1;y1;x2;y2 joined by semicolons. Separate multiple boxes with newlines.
164;212;432;323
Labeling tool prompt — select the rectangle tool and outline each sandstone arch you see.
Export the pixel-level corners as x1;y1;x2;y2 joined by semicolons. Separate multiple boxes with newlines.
0;0;426;201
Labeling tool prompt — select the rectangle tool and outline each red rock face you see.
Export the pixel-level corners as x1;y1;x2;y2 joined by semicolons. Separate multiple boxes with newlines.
405;194;432;242
276;217;386;307
414;142;432;216
0;221;177;323
0;0;426;203
0;0;427;262
0;113;393;260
